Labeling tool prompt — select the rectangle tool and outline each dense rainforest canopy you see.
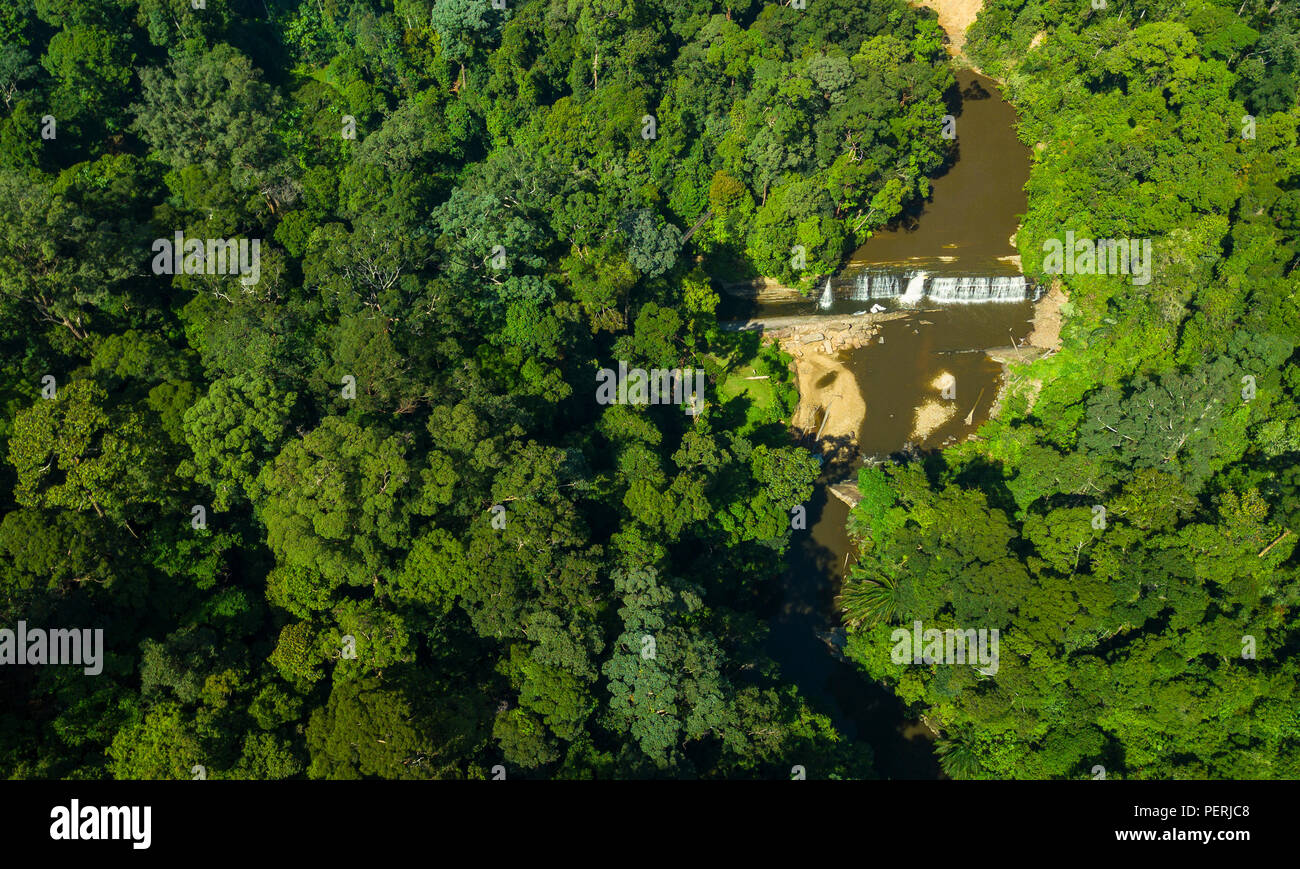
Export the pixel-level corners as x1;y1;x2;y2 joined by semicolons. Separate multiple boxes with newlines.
842;0;1300;779
2;0;1297;782
0;0;958;779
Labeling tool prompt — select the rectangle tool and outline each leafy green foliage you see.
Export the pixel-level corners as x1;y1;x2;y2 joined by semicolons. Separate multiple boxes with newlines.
2;0;924;780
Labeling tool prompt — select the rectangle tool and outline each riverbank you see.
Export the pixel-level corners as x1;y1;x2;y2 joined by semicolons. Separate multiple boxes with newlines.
983;281;1065;418
729;312;906;465
913;0;983;57
720;309;909;464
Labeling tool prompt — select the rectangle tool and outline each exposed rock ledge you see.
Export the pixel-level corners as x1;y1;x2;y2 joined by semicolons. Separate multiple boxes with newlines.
827;480;862;508
722;311;910;352
718;278;809;305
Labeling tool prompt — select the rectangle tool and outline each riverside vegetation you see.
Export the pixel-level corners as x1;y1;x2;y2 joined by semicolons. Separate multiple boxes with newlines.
842;0;1300;779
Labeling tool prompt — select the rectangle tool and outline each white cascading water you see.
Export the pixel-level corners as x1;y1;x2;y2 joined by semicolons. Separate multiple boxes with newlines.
850;273;871;301
852;271;902;300
927;275;1027;303
826;271;1031;308
900;270;927;304
817;277;834;310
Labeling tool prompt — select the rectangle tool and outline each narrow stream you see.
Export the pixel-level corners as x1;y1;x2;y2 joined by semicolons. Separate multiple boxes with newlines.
762;69;1033;778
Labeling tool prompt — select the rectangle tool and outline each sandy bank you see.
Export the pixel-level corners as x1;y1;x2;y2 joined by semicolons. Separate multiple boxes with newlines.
912;0;984;57
791;348;866;449
771;316;908;464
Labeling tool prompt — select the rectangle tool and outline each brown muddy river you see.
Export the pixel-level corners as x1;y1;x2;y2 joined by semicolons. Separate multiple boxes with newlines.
847;71;1028;273
850;302;1034;455
762;69;1033;779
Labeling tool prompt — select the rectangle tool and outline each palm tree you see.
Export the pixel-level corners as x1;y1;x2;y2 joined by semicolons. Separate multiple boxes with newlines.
935;738;987;780
838;571;904;628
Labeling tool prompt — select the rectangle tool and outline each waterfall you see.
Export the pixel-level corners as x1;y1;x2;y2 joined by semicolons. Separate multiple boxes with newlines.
927;275;1027;303
820;271;1031;308
852;271;902;300
900;270;927;304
